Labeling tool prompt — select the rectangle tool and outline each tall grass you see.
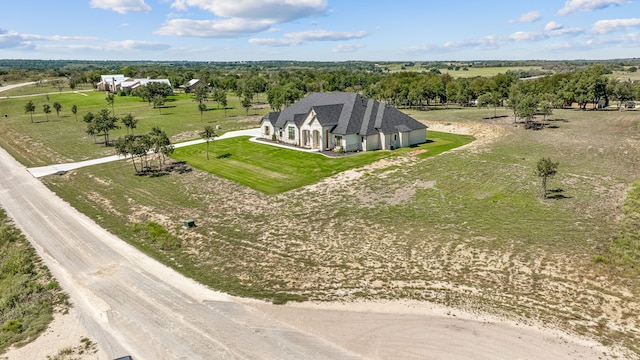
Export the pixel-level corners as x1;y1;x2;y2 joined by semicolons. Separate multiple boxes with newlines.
0;210;69;353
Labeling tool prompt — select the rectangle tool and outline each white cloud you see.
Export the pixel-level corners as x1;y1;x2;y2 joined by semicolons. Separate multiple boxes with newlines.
441;36;501;51
404;24;583;55
170;0;327;22
0;29;99;49
510;11;542;23
163;0;328;38
332;43;364;53
557;0;629;16
592;18;640;33
106;40;171;51
545;21;564;31
508;31;547;41
249;29;369;47
0;29;26;49
90;0;152;14
156;18;273;38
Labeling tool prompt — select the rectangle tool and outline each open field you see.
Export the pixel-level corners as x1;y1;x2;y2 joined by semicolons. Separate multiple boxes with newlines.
2;85;640;355
385;64;546;77
0;90;263;167
29;107;640;355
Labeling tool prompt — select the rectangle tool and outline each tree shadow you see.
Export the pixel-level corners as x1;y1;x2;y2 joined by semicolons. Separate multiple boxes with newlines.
546;188;571;199
482;115;509;120
165;161;192;174
134;161;192;177
216;153;231;159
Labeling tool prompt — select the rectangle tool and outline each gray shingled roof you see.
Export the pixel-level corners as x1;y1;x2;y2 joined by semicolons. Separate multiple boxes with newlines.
263;92;426;135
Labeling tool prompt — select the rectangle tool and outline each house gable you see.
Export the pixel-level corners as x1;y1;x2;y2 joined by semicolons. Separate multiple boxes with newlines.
259;91;426;152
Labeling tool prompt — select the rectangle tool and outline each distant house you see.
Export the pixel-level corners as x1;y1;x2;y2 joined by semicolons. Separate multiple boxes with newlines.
260;92;427;152
97;74;126;92
97;74;172;94
180;79;202;92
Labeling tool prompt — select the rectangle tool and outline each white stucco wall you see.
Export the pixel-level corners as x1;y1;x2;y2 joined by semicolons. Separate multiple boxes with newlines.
366;134;380;151
409;128;427;145
282;121;299;146
343;134;360;152
261;123;274;139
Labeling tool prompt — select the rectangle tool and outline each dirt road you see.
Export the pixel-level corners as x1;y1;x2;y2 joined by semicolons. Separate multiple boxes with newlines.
0;146;360;359
0;140;626;359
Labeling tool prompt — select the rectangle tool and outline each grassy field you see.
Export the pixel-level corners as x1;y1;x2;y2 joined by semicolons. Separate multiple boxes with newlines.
0;89;264;166
0;210;69;353
385;63;545;78
172;132;473;194
2;84;640;355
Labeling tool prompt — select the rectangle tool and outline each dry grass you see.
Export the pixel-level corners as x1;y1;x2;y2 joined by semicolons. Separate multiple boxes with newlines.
38;107;640;356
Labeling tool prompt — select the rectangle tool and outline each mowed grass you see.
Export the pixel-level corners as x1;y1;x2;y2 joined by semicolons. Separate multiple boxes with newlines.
171;131;473;194
0;90;266;167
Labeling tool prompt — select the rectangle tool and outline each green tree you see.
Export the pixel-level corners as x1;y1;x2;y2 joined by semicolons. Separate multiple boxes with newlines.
105;93;115;115
149;127;173;171
53;102;62;118
241;94;252;116
198;102;207;122
539;100;553;123
153;94;166;114
193;84;209;105
536;158;559;198
476;93;492;118
114;134;150;173
121;113;138;135
94;108;119;146
83;112;97;142
212;88;226;110
42;104;51;121
201;125;217;160
517;94;538;126
24;100;35;123
611;79;635;109
71;104;78;121
53;79;65;94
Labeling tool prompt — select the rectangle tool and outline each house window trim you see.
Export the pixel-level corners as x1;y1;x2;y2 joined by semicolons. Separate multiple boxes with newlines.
288;126;296;140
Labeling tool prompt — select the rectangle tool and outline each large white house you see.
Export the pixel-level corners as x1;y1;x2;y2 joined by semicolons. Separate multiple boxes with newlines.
260;92;427;152
97;74;172;93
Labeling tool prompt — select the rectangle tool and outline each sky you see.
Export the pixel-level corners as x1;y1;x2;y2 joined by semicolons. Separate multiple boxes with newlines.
1;0;640;62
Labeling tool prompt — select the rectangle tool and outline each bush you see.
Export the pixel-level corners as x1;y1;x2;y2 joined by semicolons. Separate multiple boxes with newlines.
2;318;23;333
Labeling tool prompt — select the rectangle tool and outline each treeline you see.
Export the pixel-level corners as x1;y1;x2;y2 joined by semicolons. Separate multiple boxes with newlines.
7;60;640;118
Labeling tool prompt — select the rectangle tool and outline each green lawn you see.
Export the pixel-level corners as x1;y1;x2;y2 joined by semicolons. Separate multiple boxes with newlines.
171;131;473;194
0;91;266;167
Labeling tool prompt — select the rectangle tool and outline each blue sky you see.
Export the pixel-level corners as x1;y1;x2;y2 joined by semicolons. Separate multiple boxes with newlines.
1;0;639;61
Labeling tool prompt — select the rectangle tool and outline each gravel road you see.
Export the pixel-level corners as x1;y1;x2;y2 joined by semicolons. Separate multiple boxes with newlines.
0;146;360;359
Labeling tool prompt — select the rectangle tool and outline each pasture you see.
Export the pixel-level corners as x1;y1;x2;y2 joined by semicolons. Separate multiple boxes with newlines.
2;87;640;355
0;88;262;166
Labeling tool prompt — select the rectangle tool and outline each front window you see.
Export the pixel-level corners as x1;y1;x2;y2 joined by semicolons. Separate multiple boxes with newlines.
335;135;342;146
264;126;270;136
288;126;295;140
